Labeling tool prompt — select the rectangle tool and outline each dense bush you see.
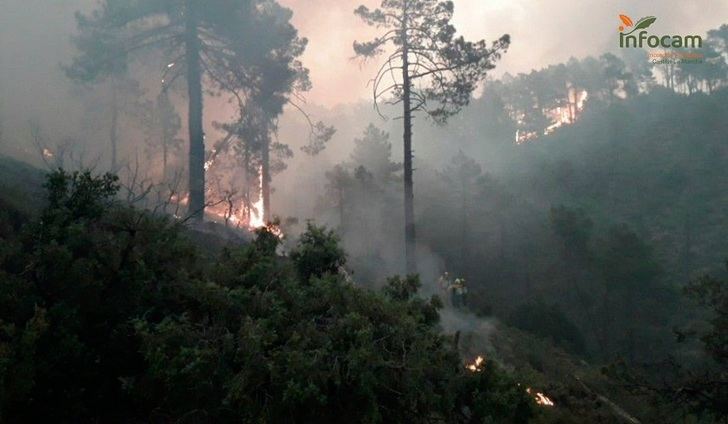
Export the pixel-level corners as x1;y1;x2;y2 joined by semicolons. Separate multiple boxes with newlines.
0;170;534;423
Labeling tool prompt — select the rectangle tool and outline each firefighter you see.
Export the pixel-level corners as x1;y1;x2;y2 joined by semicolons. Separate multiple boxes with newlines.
451;278;468;309
438;272;452;295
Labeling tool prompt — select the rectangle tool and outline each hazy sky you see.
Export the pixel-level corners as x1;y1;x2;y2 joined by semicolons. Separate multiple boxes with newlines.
1;0;727;118
279;0;728;106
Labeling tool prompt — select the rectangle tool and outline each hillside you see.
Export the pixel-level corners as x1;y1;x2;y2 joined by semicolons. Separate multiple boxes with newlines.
507;88;728;282
0;156;683;423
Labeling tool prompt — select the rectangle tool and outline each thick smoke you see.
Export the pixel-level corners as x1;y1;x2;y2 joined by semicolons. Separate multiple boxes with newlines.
1;0;725;287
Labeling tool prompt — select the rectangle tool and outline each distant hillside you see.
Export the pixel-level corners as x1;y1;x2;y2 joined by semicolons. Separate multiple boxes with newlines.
414;88;727;368
507;87;728;283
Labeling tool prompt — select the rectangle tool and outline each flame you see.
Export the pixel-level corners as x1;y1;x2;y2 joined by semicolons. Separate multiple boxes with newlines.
544;89;589;135
204;166;282;236
248;165;266;228
169;163;280;236
468;354;555;407
42;148;54;159
466;356;485;372
205;146;219;171
535;392;555;407
576;89;589;109
517;89;588;144
526;387;555;407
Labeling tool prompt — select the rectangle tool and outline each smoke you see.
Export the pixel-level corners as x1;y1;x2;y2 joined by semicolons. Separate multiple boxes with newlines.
278;0;728;105
1;0;725;294
2;0;724;163
440;308;499;357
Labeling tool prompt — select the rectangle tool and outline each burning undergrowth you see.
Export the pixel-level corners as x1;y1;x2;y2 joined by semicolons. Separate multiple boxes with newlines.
440;308;556;409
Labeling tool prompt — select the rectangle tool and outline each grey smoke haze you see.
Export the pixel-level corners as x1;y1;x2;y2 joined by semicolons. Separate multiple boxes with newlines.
279;0;728;105
2;0;726;114
1;0;724;199
0;0;725;280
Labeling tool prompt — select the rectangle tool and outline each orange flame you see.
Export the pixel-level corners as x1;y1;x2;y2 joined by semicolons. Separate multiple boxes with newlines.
204;166;282;236
248;165;266;229
466;356;485;372
526;387;555;407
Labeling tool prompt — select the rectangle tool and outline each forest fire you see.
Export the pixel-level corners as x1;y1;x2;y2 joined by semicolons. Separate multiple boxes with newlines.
204;158;215;171
167;167;275;235
516;89;589;144
248;167;266;229
526;388;555;407
466;356;485;372
204;166;280;236
467;356;555;407
545;89;589;135
3;0;726;421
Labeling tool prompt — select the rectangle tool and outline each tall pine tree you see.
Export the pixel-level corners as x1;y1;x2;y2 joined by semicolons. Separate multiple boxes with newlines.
68;0;305;221
354;0;509;273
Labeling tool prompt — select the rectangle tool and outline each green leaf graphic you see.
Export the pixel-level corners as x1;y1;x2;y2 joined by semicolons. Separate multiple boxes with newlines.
623;16;657;35
634;16;657;30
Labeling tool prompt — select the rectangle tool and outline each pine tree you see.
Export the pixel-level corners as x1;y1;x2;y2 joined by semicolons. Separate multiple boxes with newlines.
353;0;509;273
68;0;303;221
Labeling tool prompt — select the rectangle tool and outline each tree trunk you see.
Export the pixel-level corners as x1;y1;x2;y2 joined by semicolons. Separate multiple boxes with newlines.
160;92;169;181
162;137;168;182
110;80;119;172
243;145;251;223
261;135;271;223
401;12;417;275
185;0;205;221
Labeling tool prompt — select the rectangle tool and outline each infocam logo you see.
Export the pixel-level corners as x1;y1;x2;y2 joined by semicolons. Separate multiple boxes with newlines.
618;14;702;49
